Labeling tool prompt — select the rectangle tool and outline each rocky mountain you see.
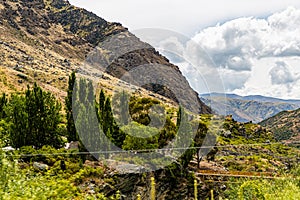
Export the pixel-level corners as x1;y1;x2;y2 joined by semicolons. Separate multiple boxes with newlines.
0;0;211;114
259;108;300;145
200;93;300;123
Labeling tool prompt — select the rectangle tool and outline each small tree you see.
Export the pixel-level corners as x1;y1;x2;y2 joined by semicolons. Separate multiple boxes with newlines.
194;122;208;168
175;106;196;168
122;122;159;150
158;116;176;148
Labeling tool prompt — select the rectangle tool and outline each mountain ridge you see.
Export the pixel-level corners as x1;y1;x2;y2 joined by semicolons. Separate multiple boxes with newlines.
200;93;300;123
0;0;211;114
201;92;300;104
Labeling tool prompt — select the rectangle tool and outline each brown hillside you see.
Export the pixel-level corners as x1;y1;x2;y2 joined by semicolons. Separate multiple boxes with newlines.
0;0;211;114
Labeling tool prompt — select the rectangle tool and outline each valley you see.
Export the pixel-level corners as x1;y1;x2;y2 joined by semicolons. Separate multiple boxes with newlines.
0;0;299;199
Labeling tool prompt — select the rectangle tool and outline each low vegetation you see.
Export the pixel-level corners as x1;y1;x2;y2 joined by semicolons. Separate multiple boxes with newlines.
225;165;300;199
0;72;299;199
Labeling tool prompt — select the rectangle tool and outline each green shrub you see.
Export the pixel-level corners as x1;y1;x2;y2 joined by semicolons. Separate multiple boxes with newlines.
0;153;107;199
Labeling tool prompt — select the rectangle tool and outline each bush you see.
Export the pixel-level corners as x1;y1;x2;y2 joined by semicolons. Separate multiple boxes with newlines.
225;176;300;199
0;153;107;199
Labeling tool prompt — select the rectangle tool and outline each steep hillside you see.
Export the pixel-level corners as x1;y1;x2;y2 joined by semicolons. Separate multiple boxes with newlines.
0;0;211;114
259;108;300;145
201;93;300;123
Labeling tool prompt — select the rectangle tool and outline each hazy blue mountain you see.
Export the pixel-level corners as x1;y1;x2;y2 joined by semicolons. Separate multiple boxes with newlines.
200;93;300;123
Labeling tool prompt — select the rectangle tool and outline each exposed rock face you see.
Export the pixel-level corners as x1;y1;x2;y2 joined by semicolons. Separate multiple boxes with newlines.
0;0;211;114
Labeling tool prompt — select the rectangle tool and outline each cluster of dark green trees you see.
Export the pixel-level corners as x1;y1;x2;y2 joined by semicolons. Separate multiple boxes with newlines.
0;71;213;169
69;76;127;157
69;74;179;155
0;83;62;149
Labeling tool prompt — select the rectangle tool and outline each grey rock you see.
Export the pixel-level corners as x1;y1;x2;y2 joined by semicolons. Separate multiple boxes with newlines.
64;141;79;150
1;146;15;151
33;162;49;171
115;163;145;174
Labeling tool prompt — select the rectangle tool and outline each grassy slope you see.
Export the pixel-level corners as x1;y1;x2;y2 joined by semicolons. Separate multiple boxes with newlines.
260;108;300;145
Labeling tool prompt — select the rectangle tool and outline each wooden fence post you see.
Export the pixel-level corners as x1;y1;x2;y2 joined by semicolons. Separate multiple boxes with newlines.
194;179;198;200
116;190;120;199
151;177;156;200
137;194;141;200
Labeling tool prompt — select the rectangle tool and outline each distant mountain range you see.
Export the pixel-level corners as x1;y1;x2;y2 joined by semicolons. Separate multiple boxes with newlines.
200;93;300;123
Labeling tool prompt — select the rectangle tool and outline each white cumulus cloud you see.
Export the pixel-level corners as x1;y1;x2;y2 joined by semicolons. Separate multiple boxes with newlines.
130;7;300;98
189;7;300;98
269;61;298;85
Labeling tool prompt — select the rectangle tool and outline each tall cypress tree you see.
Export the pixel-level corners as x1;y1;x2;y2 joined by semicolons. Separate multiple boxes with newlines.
119;90;129;125
103;98;113;137
176;106;182;130
87;80;94;103
175;106;195;168
99;90;105;114
8;94;27;147
79;79;87;104
0;93;7;119
72;78;103;159
65;72;78;142
97;91;126;148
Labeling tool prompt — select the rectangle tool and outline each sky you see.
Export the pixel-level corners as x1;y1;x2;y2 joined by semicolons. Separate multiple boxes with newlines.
69;0;300;99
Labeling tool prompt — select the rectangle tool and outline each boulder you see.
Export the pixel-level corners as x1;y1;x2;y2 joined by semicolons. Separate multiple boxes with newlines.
33;162;49;171
1;146;15;151
115;163;145;174
64;141;79;150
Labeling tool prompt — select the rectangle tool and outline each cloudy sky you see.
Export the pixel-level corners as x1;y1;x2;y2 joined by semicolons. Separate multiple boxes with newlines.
69;0;300;99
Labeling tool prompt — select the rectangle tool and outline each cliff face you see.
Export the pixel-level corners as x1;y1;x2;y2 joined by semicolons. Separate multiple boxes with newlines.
0;0;211;114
